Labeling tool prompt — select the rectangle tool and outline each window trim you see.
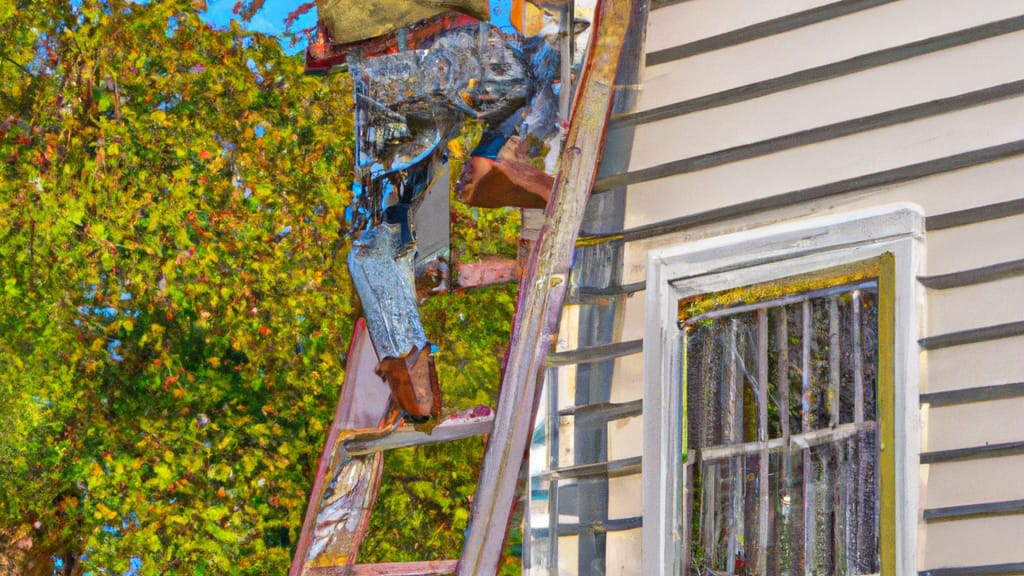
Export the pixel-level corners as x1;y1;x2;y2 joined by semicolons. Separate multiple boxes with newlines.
642;205;923;575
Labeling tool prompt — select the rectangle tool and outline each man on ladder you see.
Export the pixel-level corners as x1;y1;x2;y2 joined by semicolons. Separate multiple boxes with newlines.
310;0;561;424
290;0;568;573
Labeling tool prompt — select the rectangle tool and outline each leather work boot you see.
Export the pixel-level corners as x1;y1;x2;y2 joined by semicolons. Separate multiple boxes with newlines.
375;345;442;423
458;139;554;209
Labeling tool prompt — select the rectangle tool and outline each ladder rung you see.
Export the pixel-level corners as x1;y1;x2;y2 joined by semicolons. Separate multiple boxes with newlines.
306;560;459;575
345;411;494;455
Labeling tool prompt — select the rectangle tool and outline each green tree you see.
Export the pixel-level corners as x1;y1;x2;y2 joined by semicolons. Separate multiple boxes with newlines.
1;0;524;573
0;0;357;572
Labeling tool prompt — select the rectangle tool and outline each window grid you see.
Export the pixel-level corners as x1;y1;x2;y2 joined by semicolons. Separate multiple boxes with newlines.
681;278;882;575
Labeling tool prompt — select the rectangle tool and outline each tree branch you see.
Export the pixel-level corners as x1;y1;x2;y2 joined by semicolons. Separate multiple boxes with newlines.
1;54;33;77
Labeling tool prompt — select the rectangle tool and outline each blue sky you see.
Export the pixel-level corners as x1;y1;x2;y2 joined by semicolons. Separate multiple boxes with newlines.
202;0;317;53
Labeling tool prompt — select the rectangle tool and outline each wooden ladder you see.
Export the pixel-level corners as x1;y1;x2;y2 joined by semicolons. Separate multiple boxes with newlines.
290;0;634;570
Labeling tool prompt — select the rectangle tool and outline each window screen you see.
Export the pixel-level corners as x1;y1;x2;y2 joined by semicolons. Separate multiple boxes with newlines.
680;272;882;575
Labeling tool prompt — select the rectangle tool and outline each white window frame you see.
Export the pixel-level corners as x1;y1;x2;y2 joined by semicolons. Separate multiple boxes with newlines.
642;204;923;575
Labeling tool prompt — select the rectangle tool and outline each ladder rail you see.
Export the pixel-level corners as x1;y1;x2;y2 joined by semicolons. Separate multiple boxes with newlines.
456;0;636;570
290;320;393;576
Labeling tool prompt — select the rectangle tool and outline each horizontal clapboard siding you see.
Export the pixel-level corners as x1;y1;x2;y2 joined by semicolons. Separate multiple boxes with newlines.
621;32;1024;174
924;499;1024;523
621;97;1024;230
608;352;644;404
919;322;1024;351
920;259;1024;290
922;455;1024;510
925;398;1024;453
923;212;1024;276
613;154;1024;285
924;335;1024;395
925;276;1024;337
921;382;1024;408
644;0;838;55
604;80;1024;191
922;516;1024;571
646;0;893;66
928;197;1024;231
921;563;1024;576
577;0;1024;574
635;1;1024;114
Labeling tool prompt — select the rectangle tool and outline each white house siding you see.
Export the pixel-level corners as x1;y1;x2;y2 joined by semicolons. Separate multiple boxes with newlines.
544;0;1024;574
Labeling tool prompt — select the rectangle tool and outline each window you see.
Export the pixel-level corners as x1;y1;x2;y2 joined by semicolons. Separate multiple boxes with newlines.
679;260;888;575
643;206;923;576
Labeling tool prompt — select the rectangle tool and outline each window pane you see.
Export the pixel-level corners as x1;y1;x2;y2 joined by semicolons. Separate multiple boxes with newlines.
847;427;880;574
683;281;880;575
771;448;804;574
684;312;764;452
